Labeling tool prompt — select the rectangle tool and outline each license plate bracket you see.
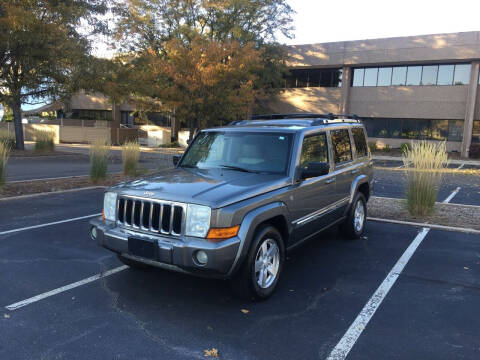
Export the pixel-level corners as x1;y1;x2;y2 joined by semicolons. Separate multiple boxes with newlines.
128;237;156;260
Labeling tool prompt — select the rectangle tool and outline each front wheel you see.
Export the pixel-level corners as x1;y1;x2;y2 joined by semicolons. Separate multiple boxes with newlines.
230;225;285;301
340;192;367;239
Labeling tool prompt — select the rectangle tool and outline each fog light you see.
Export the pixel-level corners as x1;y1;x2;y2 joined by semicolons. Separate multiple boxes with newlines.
195;250;208;265
90;226;97;240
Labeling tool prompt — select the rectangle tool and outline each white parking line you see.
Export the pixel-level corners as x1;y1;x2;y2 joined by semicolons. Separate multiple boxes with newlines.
0;213;101;236
442;187;461;203
457;163;465;170
5;266;128;311
327;186;460;359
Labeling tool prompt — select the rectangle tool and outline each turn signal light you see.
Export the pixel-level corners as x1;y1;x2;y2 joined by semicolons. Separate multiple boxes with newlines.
206;225;240;242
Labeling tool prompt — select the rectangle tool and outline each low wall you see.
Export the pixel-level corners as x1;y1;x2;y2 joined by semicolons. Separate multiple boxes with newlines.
369;137;462;152
61;126;111;144
139;125;171;147
0;123;60;144
178;130;190;147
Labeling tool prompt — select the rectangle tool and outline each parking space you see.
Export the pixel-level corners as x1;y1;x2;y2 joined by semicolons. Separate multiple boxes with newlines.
1;189;479;359
373;161;480;206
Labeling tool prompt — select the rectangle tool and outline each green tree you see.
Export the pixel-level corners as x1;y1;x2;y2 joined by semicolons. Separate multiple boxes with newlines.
110;0;294;139
0;0;108;150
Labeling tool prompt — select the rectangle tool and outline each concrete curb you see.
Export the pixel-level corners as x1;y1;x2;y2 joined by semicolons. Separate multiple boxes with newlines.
368;217;480;235
372;155;480;166
0;186;106;201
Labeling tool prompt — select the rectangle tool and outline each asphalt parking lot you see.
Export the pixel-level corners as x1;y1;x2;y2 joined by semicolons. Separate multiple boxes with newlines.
1;188;479;359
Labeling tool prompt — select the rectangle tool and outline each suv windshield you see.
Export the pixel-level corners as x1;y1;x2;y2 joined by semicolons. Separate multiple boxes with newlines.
180;131;293;174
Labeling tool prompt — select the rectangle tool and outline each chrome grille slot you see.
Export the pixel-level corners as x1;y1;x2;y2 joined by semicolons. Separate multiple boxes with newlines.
116;196;185;236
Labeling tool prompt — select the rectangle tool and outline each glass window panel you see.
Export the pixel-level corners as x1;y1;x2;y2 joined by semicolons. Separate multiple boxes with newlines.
447;120;464;141
333;69;343;87
368;118;388;138
330;129;353;163
391;67;407;86
401;119;418;139
352;128;368;157
296;69;308;88
363;68;378;86
421;65;438;86
430;120;448;140
285;71;296;88
362;118;375;137
319;69;332;87
308;69;321;87
377;67;392;86
453;64;471;85
299;133;329;168
437;65;454;85
472;121;480;143
416;119;431;139
406;66;422;86
388;119;402;138
352;68;364;87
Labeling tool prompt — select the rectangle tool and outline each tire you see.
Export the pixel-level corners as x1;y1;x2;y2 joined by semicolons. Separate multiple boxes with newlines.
230;225;285;301
117;254;151;269
340;192;367;239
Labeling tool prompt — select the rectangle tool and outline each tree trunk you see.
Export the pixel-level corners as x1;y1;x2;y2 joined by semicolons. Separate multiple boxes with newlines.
12;97;24;150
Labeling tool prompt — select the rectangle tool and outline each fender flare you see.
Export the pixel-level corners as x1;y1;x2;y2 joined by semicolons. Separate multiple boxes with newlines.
227;202;290;277
347;174;370;208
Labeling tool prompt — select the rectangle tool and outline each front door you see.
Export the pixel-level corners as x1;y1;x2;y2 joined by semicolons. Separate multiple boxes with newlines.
289;132;336;243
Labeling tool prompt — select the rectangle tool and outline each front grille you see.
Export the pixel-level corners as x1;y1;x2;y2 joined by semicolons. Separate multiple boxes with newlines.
117;196;186;236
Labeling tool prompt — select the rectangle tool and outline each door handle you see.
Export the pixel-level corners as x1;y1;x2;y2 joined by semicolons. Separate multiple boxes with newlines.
351;169;359;174
325;177;336;184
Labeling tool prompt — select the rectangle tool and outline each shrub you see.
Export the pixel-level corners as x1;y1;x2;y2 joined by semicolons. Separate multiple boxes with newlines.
158;141;180;148
0;141;9;189
0;129;15;149
122;141;140;176
383;144;391;152
400;142;412;155
403;141;448;216
34;129;55;152
90;138;110;182
368;141;377;153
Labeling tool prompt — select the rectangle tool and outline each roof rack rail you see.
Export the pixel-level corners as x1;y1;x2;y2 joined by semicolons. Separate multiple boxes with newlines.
228;113;362;126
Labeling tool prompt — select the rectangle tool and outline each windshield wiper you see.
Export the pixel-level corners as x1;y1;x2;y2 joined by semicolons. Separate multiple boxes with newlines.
218;165;259;173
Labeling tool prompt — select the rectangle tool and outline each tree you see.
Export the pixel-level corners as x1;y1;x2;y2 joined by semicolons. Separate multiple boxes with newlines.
0;0;108;150
110;0;294;139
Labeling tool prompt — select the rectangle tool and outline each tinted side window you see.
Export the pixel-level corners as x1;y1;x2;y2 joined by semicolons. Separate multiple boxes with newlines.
352;128;368;157
330;129;352;164
299;133;328;169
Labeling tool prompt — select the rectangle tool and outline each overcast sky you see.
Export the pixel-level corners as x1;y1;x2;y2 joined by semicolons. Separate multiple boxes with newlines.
283;0;480;45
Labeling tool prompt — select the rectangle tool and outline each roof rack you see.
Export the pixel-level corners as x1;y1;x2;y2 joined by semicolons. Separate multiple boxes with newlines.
227;113;361;126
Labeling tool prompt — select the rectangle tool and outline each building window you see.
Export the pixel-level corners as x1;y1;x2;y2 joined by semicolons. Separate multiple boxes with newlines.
437;65;454;85
363;68;378;86
70;109;112;121
421;65;438;86
406;66;422;86
362;118;463;142
453;64;471;85
472;121;480;143
352;63;470;87
391;67;407;86
377;67;392;86
284;68;342;88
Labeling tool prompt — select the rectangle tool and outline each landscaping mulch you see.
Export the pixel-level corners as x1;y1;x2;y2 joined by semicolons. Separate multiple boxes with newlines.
368;196;480;231
0;174;135;198
9;149;84;158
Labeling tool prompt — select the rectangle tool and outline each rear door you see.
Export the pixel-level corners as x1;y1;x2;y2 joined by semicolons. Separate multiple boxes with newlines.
290;132;336;243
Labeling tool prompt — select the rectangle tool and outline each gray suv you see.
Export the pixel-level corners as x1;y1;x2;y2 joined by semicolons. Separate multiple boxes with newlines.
90;114;373;300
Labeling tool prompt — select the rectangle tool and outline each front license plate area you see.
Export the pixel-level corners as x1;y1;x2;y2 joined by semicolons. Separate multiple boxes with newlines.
128;237;156;260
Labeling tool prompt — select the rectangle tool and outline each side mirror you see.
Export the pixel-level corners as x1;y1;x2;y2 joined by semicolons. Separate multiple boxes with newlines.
172;154;181;166
300;162;330;180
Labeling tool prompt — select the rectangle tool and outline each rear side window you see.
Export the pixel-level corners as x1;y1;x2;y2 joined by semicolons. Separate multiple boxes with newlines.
352;128;368;157
299;133;328;169
330;129;352;164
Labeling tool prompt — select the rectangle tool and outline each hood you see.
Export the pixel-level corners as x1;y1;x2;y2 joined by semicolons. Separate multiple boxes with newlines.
111;167;291;208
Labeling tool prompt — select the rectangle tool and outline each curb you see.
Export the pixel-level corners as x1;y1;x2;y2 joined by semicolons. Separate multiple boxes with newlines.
0;186;106;201
368;217;480;235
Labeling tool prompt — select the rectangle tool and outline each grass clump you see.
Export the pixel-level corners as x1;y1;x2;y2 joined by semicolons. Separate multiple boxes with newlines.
0;129;15;150
400;142;412;155
383;144;391;152
158;141;180;148
90;138;110;182
34;129;55;152
122;141;140;176
0;141;9;189
368;141;377;153
402;141;448;216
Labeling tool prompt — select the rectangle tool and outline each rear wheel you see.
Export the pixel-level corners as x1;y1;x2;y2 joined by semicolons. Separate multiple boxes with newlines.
230;225;285;300
340;192;367;239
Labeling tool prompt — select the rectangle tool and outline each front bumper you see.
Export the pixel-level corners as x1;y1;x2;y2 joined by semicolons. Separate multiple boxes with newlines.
90;217;240;279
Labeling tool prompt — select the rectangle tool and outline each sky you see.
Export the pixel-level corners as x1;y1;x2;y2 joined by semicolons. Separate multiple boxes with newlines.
282;0;480;45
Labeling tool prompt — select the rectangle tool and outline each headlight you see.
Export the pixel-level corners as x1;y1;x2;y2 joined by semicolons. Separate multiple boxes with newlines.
186;204;211;238
103;192;117;221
